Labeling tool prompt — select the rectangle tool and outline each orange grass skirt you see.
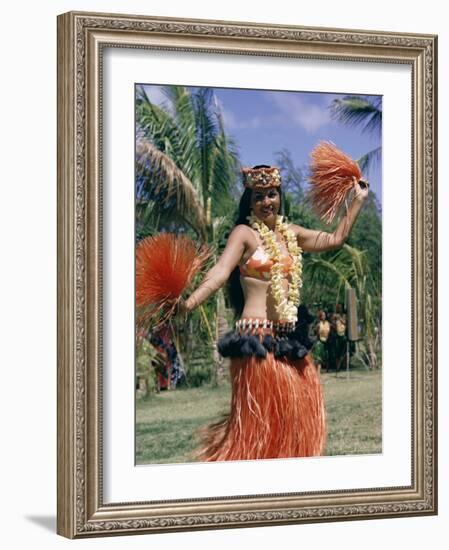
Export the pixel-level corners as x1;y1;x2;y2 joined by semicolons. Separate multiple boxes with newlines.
195;353;326;461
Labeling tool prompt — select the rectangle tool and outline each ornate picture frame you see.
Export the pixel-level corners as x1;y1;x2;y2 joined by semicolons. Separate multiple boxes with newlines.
57;11;437;538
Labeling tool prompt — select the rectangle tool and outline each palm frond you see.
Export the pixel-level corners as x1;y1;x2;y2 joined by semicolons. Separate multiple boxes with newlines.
136;200;160;240
306;256;351;288
137;94;185;167
210;134;239;207
161;86;202;185
341;244;374;288
330;96;382;136
137;87;203;192
136;138;208;239
136;199;192;242
357;146;382;175
210;94;241;213
194;88;219;197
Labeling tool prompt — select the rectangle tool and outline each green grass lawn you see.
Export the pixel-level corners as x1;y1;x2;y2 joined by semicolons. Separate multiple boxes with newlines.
136;385;232;464
320;369;382;456
136;368;382;464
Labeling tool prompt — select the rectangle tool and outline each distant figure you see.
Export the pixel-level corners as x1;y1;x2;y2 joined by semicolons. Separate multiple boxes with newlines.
314;310;331;372
150;325;175;392
332;304;347;372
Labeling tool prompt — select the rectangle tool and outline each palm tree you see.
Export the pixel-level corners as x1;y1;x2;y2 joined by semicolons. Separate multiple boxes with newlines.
136;138;209;240
329;95;382;175
136;85;240;240
136;85;240;384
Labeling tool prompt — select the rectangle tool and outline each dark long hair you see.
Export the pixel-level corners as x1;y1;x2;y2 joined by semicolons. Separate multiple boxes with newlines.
227;166;283;317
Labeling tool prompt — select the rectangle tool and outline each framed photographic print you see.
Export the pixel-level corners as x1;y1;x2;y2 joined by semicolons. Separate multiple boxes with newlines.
57;11;438;538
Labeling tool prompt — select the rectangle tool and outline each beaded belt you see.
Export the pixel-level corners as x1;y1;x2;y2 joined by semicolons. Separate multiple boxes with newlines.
235;318;296;334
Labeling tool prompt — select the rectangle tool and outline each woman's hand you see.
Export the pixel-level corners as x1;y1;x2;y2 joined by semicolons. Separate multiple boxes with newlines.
353;176;369;202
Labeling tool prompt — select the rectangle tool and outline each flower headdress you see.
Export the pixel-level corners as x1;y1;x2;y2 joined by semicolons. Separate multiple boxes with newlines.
241;166;282;189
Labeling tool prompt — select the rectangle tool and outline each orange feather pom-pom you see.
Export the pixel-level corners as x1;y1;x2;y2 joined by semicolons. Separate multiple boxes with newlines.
136;233;210;327
308;141;362;224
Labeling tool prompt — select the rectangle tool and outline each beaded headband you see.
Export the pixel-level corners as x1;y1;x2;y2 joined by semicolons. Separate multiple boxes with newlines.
241;166;282;189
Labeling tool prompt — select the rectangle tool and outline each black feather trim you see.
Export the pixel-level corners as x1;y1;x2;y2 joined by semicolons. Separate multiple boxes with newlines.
217;326;313;360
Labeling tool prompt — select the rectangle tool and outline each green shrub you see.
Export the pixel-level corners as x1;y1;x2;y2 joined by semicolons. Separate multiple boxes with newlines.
187;364;212;387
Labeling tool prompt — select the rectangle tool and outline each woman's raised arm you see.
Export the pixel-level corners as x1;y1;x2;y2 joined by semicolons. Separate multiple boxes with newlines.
293;180;368;253
184;225;249;312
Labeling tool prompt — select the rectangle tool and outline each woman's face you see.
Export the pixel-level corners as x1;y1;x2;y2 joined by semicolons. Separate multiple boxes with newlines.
250;187;281;223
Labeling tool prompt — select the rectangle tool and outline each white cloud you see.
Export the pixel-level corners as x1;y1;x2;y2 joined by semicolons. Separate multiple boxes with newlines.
220;92;331;133
267;92;332;133
221;107;284;131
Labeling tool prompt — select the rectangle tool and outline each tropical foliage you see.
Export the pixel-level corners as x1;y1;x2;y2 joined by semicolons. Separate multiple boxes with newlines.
136;85;240;241
135;85;241;387
329;95;382;175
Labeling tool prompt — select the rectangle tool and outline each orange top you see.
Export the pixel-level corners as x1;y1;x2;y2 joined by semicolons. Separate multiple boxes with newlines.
239;246;293;281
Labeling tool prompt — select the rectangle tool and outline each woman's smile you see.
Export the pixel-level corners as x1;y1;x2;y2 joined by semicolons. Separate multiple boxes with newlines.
260;205;274;215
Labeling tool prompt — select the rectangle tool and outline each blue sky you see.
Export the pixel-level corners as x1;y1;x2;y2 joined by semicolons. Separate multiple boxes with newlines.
140;84;382;202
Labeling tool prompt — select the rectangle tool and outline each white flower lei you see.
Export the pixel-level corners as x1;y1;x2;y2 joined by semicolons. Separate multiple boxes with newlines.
247;214;303;323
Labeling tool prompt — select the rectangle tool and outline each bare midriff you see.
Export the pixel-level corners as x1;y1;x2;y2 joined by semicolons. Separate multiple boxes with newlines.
240;275;291;321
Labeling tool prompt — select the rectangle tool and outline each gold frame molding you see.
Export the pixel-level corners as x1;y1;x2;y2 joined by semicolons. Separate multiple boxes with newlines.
57;11;438;538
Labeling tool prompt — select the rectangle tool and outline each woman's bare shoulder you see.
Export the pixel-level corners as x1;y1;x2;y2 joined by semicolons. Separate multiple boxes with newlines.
229;224;254;239
227;224;259;252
